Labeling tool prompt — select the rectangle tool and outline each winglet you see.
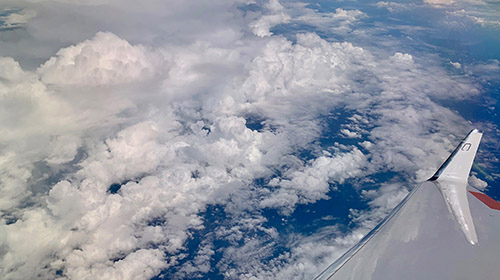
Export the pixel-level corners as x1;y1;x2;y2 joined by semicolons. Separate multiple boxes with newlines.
429;129;482;245
430;129;482;182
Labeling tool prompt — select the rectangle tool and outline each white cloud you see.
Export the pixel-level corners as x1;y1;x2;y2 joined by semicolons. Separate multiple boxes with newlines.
441;9;487;29
424;0;455;5
390;52;414;65
262;147;368;212
0;56;25;81
284;3;365;34
375;2;414;12
469;174;488;191
450;61;462;69
38;32;162;86
0;56;78;211
341;128;361;138
422;0;500;29
295;7;365;24
249;0;290;37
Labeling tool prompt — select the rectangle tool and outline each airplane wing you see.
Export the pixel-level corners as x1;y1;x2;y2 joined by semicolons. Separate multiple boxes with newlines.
314;129;500;280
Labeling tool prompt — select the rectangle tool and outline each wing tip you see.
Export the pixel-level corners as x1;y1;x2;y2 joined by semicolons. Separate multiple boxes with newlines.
428;128;482;182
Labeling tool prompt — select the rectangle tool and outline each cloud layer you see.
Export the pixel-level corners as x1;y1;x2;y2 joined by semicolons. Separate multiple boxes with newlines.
0;0;493;279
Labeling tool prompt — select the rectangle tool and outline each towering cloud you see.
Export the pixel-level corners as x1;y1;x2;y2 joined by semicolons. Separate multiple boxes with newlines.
38;32;161;86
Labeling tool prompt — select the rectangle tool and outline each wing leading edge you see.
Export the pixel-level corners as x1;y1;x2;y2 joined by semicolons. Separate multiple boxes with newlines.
315;129;500;280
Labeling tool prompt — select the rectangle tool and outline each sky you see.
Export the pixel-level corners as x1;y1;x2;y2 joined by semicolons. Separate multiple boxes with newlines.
0;0;499;279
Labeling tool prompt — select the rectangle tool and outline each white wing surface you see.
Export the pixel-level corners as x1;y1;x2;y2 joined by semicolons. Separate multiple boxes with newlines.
315;129;500;280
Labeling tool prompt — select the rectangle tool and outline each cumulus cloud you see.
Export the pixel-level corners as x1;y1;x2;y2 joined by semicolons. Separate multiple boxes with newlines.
375;1;415;13
0;56;77;211
341;128;362;138
469;174;488;191
294;6;365;26
263;148;368;211
450;61;462;69
38;32;162;86
249;0;290;37
281;3;365;35
0;56;25;80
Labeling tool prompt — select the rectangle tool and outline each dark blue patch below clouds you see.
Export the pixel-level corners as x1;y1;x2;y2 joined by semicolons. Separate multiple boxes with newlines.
108;183;121;194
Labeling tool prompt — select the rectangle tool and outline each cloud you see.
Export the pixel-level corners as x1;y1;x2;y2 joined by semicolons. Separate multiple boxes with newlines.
424;0;455;5
249;0;290;37
263;148;368;213
469;174;488;191
0;8;37;29
294;6;365;25
341;128;362;138
465;59;500;82
38;32;162;86
375;2;415;13
421;0;500;29
441;9;486;29
281;3;365;35
0;56;78;211
450;61;462;69
0;208;69;278
0;56;25;80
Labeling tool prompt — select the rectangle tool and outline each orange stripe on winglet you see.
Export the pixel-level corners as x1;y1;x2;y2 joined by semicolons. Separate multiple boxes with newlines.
469;191;500;210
